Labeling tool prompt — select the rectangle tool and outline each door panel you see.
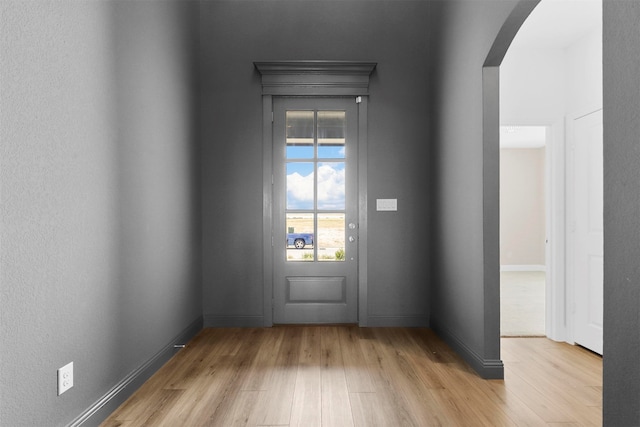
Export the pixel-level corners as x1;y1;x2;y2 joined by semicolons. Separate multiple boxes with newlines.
287;277;345;303
273;98;358;324
573;109;603;354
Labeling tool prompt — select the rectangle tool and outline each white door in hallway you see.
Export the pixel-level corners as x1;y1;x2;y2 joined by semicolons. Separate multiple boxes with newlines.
572;109;603;355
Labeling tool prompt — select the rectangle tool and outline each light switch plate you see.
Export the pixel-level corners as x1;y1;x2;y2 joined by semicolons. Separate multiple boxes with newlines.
376;199;397;211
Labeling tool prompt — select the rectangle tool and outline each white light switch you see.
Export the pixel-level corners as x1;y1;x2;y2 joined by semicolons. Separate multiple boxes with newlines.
376;199;397;211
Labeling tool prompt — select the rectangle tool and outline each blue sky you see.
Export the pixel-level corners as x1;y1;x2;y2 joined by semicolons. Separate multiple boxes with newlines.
286;145;345;159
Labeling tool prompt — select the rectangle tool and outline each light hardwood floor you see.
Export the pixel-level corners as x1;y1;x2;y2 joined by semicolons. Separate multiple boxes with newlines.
101;327;602;426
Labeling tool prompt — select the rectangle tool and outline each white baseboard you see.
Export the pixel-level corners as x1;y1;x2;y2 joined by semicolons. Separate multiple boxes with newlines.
500;265;546;272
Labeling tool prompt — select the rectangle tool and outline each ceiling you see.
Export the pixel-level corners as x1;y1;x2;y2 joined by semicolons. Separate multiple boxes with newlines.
510;0;602;50
500;0;602;148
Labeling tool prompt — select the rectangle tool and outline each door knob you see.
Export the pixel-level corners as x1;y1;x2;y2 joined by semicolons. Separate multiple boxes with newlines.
348;236;356;243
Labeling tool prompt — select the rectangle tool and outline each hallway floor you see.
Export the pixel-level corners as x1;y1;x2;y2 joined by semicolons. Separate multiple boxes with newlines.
501;271;546;337
101;326;601;426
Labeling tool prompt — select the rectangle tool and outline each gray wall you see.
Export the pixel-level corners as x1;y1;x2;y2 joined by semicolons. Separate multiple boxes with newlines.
200;0;435;327
2;0;638;424
430;0;519;377
603;1;640;424
0;2;201;425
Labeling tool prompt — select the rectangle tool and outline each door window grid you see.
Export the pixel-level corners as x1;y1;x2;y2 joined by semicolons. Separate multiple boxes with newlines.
286;110;346;262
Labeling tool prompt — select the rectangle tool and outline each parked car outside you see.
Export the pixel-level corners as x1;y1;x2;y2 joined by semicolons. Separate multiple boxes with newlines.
287;233;314;249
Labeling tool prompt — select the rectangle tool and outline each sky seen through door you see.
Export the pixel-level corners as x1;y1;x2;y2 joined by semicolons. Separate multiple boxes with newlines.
287;161;346;210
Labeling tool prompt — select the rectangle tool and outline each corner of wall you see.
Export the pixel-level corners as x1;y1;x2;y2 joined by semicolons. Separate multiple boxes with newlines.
430;317;504;380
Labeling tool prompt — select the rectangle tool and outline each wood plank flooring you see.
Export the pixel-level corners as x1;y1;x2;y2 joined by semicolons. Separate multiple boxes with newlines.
100;327;602;427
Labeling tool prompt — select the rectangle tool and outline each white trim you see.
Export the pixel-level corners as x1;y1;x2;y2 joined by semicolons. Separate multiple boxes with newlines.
500;119;567;343
500;264;546;272
546;121;568;343
565;112;577;345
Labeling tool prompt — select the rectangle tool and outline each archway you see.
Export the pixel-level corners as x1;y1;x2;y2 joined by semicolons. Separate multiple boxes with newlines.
480;0;541;371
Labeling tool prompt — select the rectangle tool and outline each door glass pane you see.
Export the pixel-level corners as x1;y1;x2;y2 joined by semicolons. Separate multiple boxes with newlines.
317;162;345;210
287;162;314;210
318;111;345;159
286;213;314;261
284;109;348;263
287;111;314;159
318;213;345;262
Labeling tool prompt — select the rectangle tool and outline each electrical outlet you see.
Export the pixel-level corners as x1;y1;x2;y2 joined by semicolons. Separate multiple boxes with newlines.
57;362;73;395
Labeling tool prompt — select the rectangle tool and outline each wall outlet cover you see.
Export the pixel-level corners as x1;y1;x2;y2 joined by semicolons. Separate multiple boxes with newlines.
58;362;74;395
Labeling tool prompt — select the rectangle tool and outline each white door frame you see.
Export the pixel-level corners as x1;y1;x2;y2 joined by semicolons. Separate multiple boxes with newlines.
502;112;604;347
501;118;567;342
254;61;376;326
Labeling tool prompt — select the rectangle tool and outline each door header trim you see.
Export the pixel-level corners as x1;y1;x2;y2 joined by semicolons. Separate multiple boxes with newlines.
254;60;377;96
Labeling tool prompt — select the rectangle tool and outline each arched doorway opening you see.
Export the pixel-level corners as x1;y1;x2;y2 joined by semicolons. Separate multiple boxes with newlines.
490;0;604;353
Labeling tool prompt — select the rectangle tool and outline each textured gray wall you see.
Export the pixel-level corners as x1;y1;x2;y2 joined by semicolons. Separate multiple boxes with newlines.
429;0;520;376
603;1;640;424
200;0;435;327
4;1;636;424
0;2;201;425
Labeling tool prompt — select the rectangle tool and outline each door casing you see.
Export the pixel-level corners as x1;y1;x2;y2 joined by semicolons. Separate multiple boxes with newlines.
255;61;376;326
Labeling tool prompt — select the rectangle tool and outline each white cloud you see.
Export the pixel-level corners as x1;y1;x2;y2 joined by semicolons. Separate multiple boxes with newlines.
317;163;345;209
286;163;345;210
287;171;314;209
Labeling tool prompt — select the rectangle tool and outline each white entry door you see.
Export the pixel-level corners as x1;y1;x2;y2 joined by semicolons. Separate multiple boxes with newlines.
572;109;603;354
272;97;358;324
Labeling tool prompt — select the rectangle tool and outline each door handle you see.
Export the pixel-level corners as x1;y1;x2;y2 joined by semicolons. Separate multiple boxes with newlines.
348;236;356;243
